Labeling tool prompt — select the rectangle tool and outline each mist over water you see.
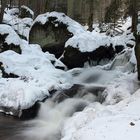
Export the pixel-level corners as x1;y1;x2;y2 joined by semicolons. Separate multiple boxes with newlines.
20;66;124;140
21;95;96;140
0;66;124;140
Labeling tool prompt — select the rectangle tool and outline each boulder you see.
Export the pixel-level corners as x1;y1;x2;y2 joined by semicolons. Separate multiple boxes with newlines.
0;34;21;54
61;45;116;69
0;24;21;54
61;30;130;69
29;12;85;58
61;47;88;69
0;102;40;120
0;62;19;78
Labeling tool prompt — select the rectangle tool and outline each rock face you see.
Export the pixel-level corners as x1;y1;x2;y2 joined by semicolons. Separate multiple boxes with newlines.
29;17;73;58
61;45;116;69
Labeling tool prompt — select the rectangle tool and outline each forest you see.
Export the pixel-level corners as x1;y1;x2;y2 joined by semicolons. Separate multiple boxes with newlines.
0;0;140;140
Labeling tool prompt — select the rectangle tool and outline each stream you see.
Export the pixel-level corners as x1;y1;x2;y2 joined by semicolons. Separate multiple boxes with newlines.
0;66;125;140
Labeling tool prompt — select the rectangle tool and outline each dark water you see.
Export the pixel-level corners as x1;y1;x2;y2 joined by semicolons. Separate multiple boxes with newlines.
0;98;91;140
0;114;27;140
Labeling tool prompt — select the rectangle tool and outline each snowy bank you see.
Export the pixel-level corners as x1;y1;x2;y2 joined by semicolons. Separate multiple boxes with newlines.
61;73;140;140
0;41;72;115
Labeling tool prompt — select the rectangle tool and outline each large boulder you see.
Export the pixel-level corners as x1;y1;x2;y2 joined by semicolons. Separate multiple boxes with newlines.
61;30;135;69
61;45;115;69
0;24;21;54
29;12;85;58
61;32;116;69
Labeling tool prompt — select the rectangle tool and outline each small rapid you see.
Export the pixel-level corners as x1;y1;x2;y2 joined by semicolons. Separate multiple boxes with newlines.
0;55;131;140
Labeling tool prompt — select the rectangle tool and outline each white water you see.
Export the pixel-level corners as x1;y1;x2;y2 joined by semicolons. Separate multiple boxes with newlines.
2;50;133;140
21;66;124;140
22;95;96;140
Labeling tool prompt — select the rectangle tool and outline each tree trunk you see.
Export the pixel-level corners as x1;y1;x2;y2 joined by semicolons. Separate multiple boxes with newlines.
0;0;7;23
88;0;93;31
133;0;140;80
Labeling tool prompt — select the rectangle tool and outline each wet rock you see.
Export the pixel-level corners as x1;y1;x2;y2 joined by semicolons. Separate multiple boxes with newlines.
0;24;21;54
0;34;21;54
61;45;116;69
20;102;40;120
61;47;88;69
0;102;40;120
126;43;134;48
52;84;105;103
115;45;124;53
0;62;19;78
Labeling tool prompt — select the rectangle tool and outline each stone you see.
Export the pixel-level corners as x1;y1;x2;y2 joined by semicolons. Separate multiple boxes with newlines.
61;45;116;69
0;34;21;54
29;17;73;58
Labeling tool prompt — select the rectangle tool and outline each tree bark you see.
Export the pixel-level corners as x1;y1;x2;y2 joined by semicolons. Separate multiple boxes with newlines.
133;0;140;80
88;0;93;31
0;0;7;23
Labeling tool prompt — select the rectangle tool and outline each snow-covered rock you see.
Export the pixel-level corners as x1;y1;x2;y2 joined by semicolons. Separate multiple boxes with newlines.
3;8;33;40
29;12;86;58
0;41;72;116
62;17;135;69
0;24;21;53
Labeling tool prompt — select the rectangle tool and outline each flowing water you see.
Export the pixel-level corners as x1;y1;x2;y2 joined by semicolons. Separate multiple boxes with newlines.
0;65;126;140
0;95;96;140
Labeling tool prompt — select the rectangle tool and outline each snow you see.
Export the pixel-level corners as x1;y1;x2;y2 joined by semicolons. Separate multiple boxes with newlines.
1;9;140;140
130;47;137;64
0;24;21;45
102;73;139;105
65;31;111;52
34;11;86;35
3;8;33;39
61;78;140;140
65;18;135;52
61;45;140;140
0;41;72;110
